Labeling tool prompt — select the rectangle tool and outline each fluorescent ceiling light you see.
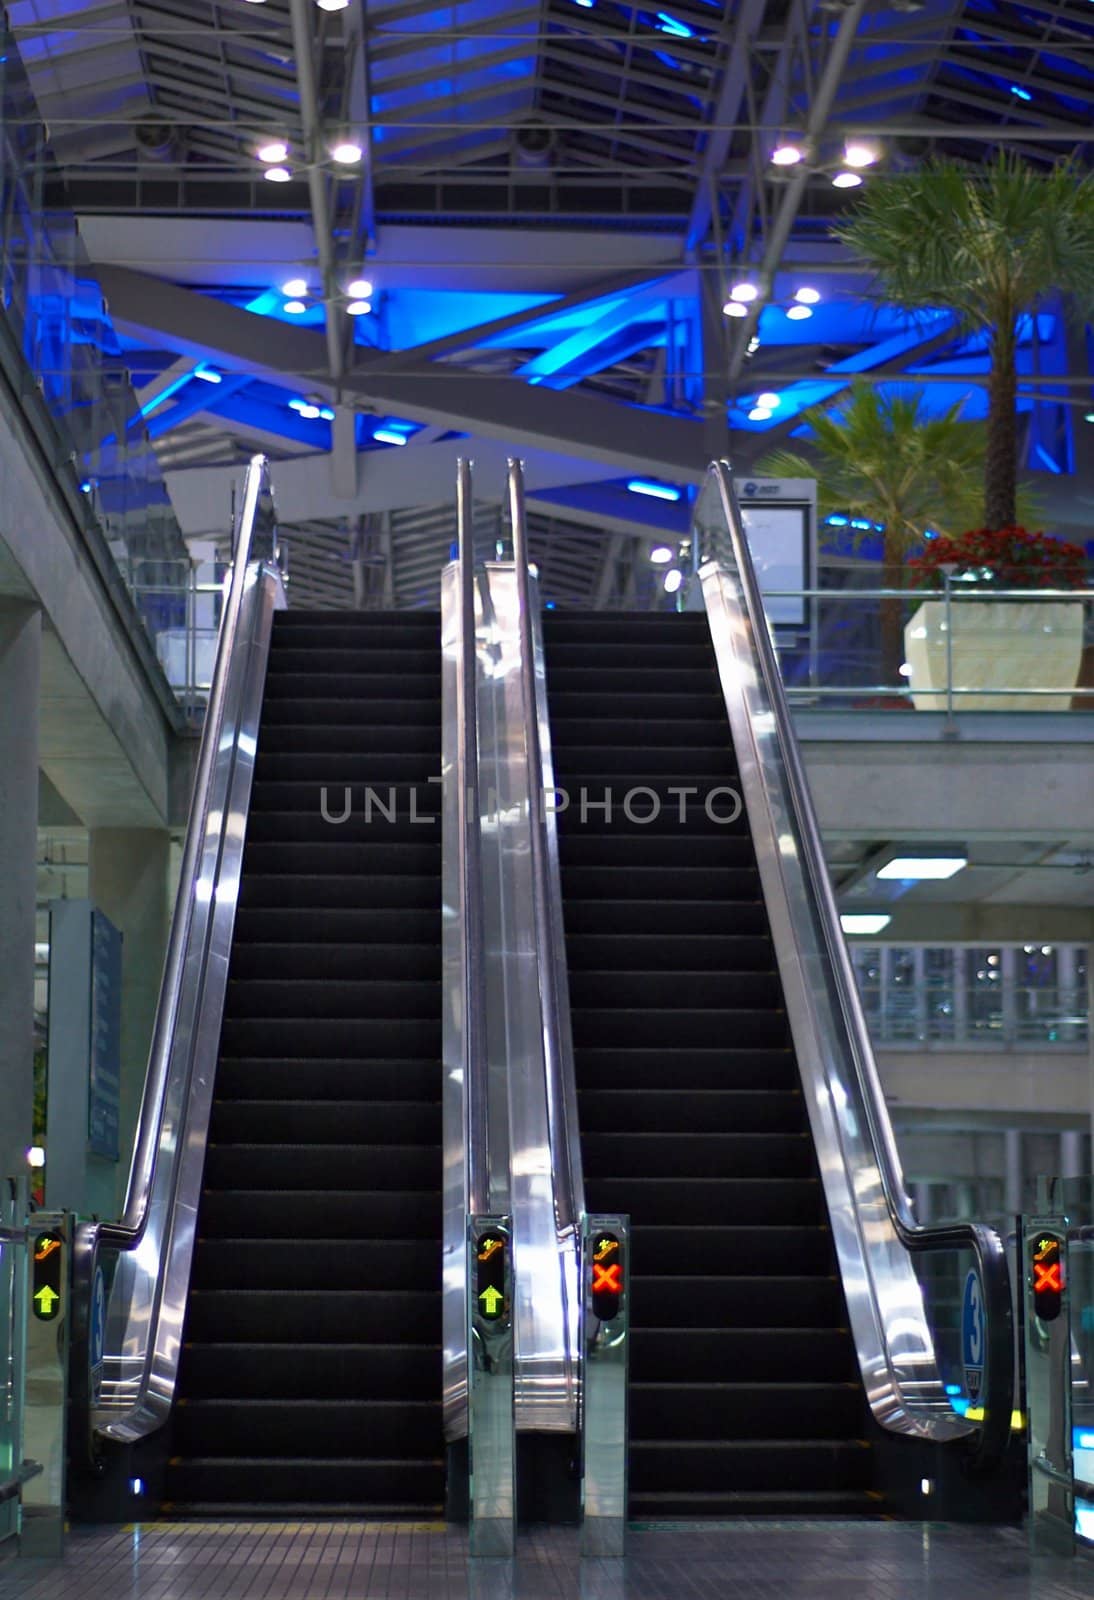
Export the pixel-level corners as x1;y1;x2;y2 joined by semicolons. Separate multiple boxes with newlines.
627;479;682;502
877;856;967;881
840;914;891;936
373;428;408;446
649;545;674;564
281;277;307;297
194;367;221;383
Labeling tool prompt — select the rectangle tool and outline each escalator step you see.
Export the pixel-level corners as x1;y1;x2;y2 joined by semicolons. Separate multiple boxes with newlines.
261;697;441;728
630;1276;841;1328
568;971;782;1010
215;1057;440;1101
228;944;440;981
259;724;441;755
629;1489;882;1520
630;1328;857;1384
190;1238;439;1292
248;782;440;818
628;1227;830;1276
232;907;439;945
574;1048;798;1092
179;1342;439;1400
203;1143;439;1191
173;1400;441;1457
266;647;440;675
584;1179;825;1227
571;1008;787;1049
581;1132;812;1179
223;978;440;1020
261;673;440;701
219;1018;440;1058
559;835;754;869
564;900;766;935
239;874;439;911
163;1459;445;1509
209;1100;441;1145
628;1439;872;1494
254;752;440;783
630;1383;864;1441
185;1289;440;1343
198;1189;440;1239
578;1091;804;1136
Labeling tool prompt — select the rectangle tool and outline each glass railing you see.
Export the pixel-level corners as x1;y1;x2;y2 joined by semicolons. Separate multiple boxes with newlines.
0;35;193;714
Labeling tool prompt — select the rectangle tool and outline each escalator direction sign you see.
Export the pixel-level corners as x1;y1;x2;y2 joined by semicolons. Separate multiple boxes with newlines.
32;1231;64;1321
1032;1234;1065;1323
476;1231;507;1322
590;1232;623;1322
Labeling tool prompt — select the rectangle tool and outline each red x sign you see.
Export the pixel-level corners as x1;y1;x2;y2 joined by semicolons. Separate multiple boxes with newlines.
1033;1261;1063;1295
592;1262;621;1295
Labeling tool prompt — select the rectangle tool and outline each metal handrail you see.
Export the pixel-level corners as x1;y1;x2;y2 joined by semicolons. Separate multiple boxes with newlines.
70;455;282;1459
700;460;1014;1475
507;459;585;1236
456;460;490;1217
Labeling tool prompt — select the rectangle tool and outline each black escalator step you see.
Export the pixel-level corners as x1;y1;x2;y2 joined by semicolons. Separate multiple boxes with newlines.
576;1048;797;1092
548;693;723;722
554;786;748;836
629;1489;882;1520
261;698;441;728
233;908;439;946
566;934;773;973
261;673;440;702
581;1132;811;1180
546;667;714;696
631;1328;857;1384
275;609;440;628
568;971;781;1011
209;1100;441;1146
224;978;440;1021
272;624;439;650
249;782;440;818
229;945;439;982
239;876;439;912
585;1178;824;1227
628;1439;872;1494
254;753;439;783
203;1143;437;1191
579;1091;804;1136
242;842;440;876
547;746;734;778
173;1399;441;1458
559;836;753;869
559;868;756;902
630;1383;863;1441
220;1018;439;1058
542;611;708;634
548;718;729;749
185;1290;439;1343
545;642;714;670
179;1342;439;1400
245;810;446;844
163;1459;444;1508
219;1018;442;1060
258;724;441;755
215;1057;440;1102
267;648;439;674
630;1226;830;1276
631;1275;841;1328
572;1008;786;1049
190;1238;440;1292
199;1190;440;1240
564;901;764;936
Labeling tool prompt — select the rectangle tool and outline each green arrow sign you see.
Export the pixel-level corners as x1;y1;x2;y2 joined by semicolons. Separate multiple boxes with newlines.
478;1285;504;1318
33;1285;60;1319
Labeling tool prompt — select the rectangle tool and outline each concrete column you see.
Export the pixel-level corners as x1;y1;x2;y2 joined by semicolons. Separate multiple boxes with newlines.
88;828;172;1213
1004;1129;1023;1220
912;1181;932;1226
0;603;41;1179
1059;1129;1083;1185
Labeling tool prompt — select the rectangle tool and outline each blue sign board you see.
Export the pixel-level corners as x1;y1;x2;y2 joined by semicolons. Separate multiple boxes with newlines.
961;1268;985;1400
88;911;122;1161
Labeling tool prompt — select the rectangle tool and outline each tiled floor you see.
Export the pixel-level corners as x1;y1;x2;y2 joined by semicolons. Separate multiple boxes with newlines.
0;1521;1091;1599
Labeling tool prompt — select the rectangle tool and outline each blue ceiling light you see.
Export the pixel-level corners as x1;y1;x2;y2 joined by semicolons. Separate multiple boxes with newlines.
373;427;409;446
656;11;694;37
627;479;682;502
1009;84;1033;100
194;365;222;384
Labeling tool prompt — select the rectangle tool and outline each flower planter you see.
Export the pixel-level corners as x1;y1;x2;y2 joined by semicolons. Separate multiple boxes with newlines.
903;598;1084;711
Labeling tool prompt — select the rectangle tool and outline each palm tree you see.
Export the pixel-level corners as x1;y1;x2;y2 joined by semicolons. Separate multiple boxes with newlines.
755;381;1035;683
833;154;1094;530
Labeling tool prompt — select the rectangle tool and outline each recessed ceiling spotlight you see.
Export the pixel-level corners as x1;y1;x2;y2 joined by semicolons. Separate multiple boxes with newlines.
840;914;891;936
877;855;967;881
722;300;749;318
281;277;307;297
298;403;321;420
756;392;780;408
832;170;864;189
256;139;288;164
771;143;803;166
315;0;349;9
264;166;292;184
786;303;813;320
346;300;373;316
330;140;363;164
729;282;759;303
794;286;821;304
748;406;773;422
346;278;373;299
649;545;674;564
843;141;879;168
663;568;684;594
283;299;307;314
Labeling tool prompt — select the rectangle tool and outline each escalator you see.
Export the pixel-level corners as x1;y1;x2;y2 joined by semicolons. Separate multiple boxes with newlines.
166;609;445;1515
543;611;874;1519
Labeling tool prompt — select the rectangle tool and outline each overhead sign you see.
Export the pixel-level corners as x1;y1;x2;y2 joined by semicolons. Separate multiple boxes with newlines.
590;1232;623;1322
961;1269;984;1400
475;1230;507;1322
1032;1233;1065;1323
32;1231;64;1322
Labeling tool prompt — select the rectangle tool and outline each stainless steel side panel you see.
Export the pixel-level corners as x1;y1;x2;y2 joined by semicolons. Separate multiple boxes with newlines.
697;473;967;1441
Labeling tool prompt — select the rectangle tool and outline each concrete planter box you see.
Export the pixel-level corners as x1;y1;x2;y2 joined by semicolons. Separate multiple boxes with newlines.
904;598;1084;711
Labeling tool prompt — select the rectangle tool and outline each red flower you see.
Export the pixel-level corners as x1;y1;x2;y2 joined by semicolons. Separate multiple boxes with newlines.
909;527;1088;591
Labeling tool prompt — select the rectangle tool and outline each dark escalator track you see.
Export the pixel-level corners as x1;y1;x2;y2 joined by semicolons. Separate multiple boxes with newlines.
167;610;444;1517
543;611;877;1520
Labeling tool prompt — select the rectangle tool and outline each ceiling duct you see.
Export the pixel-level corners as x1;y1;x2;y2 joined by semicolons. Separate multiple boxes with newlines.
512;120;557;172
134;114;181;163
